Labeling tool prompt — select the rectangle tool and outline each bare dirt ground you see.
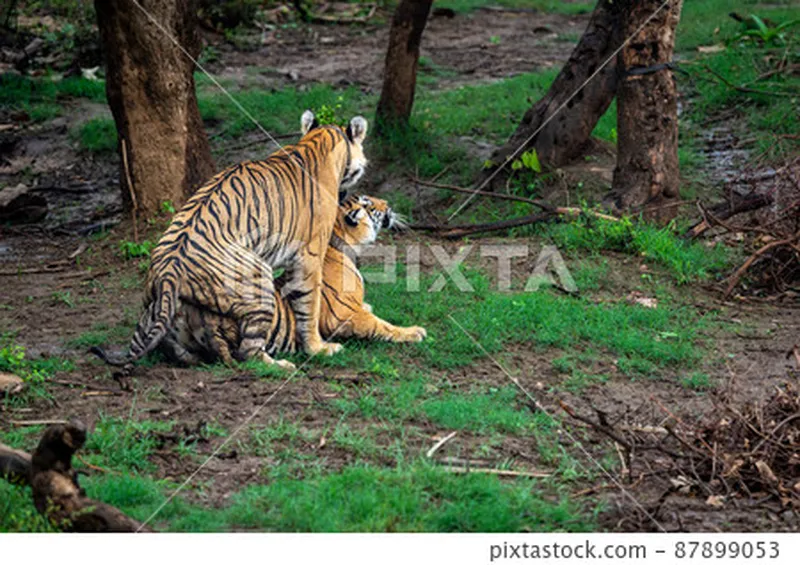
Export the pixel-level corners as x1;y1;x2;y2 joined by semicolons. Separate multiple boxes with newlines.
2;8;799;531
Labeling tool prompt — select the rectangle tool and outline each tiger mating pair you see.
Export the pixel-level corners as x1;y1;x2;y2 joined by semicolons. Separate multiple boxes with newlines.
94;111;426;371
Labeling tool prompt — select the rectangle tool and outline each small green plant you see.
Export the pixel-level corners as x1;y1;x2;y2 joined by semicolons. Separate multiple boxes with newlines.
160;200;176;215
315;95;346;127
50;290;75;308
1;336;74;406
489;35;501;45
511;148;542;173
681;372;715;391
72;117;117;153
736;14;799;45
119;240;155;259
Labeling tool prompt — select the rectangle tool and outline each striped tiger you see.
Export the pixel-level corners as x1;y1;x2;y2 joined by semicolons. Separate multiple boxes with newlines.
92;110;369;369
162;194;427;367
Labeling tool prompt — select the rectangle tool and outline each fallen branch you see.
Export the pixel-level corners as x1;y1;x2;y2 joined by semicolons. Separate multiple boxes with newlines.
0;443;32;486
440;466;551;478
684;193;773;239
0;420;149;532
121;138;138;244
723;231;800;298
410;176;619;222
292;1;376;24
412;211;554;239
425;431;457;458
10;419;67;427
701;64;794;98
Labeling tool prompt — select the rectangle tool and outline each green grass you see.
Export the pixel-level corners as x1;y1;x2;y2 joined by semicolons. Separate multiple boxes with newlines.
1;335;75;406
437;0;594;16
414;70;559;142
71;117;117;153
542;215;731;284
1;459;590;532
675;1;800;162
677;0;800;51
109;463;588;532
0;74;106;122
312;265;710;382
197;82;369;139
83;415;176;473
68;321;136;348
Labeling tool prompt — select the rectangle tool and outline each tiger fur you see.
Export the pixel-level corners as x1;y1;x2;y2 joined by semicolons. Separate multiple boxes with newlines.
163;195;427;367
92;111;368;369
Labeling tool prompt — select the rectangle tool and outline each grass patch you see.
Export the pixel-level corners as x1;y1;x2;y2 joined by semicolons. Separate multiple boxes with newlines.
414;70;559;142
1;335;75;405
437;0;594;16
82;415;175;473
3;461;591;532
0;74;106;122
197;82;369;139
68;321;135;348
72;117;117;153
543;215;731;284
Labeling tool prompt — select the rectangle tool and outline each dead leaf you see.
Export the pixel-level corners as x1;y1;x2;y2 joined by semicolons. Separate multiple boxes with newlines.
698;44;725;53
706;495;725;508
318;435;326;449
755;460;778;485
0;372;25;397
626;291;657;309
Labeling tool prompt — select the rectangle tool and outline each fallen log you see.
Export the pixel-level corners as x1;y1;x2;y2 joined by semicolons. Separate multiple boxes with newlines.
0;420;150;532
0;443;31;486
684;193;773;239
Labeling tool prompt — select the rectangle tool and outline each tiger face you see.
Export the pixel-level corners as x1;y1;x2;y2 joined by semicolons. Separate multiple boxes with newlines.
337;195;401;248
301;110;368;200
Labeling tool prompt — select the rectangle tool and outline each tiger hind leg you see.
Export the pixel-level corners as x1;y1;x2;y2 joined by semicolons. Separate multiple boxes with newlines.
185;243;293;368
282;250;342;356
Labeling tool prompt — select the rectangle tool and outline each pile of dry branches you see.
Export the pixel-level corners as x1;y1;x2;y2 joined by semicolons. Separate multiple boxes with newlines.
686;156;800;299
695;384;800;507
563;381;800;516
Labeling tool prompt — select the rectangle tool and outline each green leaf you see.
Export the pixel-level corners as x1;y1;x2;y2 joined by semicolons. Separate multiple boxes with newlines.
749;14;769;35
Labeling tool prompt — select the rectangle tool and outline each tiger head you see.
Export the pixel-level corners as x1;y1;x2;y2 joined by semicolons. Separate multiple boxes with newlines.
301;110;368;201
336;194;402;248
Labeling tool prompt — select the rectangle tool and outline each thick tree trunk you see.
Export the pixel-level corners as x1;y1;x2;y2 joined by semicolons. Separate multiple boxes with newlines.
486;0;624;175
94;0;214;216
375;0;433;133
1;421;149;532
604;0;683;222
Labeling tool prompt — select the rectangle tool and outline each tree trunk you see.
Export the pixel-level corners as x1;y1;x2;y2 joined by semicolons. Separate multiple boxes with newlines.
486;0;624;175
1;421;150;532
94;0;214;217
604;0;683;222
375;0;433;133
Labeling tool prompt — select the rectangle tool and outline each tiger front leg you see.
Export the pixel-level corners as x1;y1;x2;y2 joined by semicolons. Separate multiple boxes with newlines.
345;309;427;343
284;253;343;356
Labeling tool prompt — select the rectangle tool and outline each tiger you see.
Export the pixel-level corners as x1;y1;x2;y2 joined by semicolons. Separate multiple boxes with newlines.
92;110;369;369
162;195;427;367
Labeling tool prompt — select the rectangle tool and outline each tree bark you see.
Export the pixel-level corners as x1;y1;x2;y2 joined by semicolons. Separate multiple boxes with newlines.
604;0;683;222
1;421;150;532
94;0;214;216
486;0;624;175
375;0;433;133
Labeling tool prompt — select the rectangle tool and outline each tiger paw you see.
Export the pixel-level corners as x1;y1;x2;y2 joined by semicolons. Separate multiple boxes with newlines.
275;359;297;370
398;326;427;342
313;341;343;356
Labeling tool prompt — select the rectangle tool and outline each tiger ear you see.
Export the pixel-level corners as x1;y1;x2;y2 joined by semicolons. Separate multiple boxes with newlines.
301;110;319;135
346;116;368;145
